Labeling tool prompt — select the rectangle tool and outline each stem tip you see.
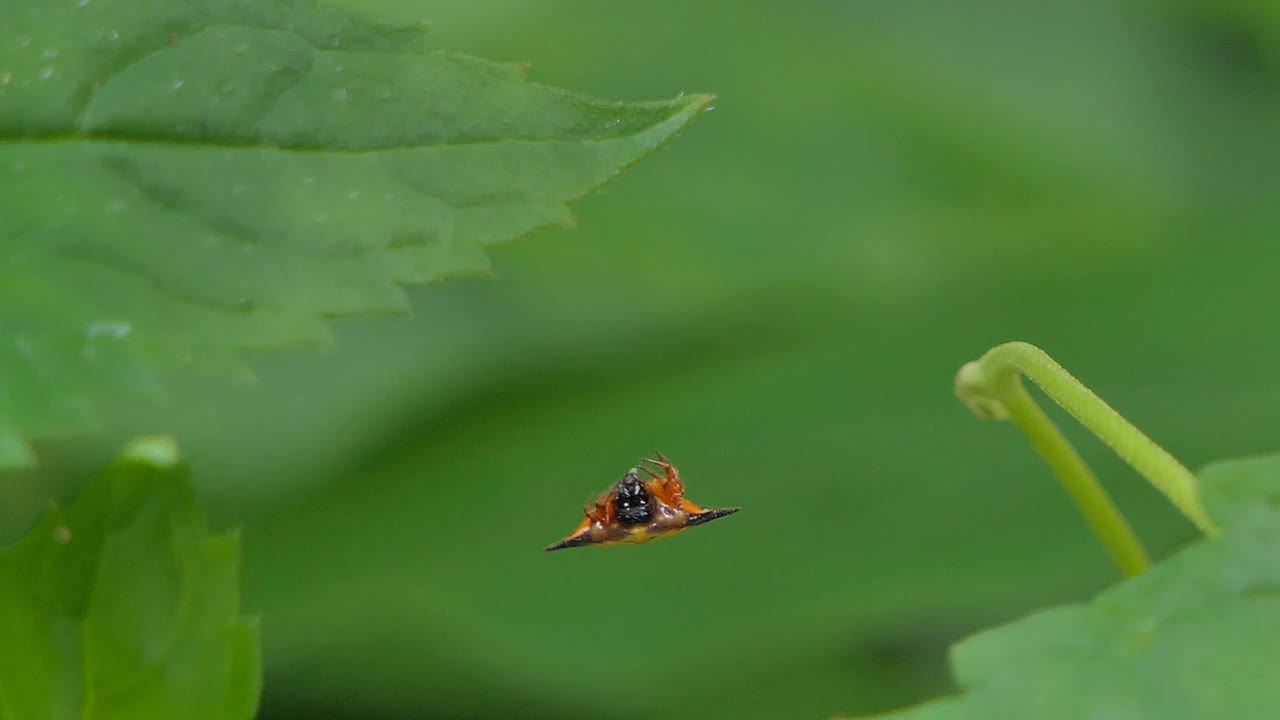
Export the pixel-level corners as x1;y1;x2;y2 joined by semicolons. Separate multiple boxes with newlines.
955;361;1009;421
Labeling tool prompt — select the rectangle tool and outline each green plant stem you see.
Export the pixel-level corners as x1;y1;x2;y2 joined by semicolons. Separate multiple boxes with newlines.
955;341;1220;576
999;377;1151;576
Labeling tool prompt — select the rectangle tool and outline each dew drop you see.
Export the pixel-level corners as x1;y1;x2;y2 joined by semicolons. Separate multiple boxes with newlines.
42;48;59;59
53;525;72;544
0;72;11;87
38;67;53;80
171;79;184;90
331;87;348;101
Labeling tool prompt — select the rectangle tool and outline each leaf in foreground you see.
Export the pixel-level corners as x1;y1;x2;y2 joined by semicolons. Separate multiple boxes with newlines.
0;0;710;469
856;454;1280;719
0;436;259;719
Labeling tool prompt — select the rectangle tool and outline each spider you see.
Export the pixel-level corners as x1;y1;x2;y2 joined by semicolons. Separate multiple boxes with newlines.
544;451;739;551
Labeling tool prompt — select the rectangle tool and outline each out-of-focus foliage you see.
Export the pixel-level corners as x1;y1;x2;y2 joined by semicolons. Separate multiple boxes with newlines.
12;0;1280;719
0;0;706;470
854;453;1280;719
0;437;258;720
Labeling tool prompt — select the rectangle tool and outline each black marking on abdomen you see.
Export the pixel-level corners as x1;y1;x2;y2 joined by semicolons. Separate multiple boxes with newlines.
615;472;652;526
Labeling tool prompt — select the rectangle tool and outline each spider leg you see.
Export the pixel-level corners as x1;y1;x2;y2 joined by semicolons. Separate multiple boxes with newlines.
636;464;663;480
641;450;685;500
584;491;613;525
641;451;678;480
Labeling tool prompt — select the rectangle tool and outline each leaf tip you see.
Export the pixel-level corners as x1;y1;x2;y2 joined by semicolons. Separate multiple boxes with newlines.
687;92;717;112
120;435;180;468
0;426;37;471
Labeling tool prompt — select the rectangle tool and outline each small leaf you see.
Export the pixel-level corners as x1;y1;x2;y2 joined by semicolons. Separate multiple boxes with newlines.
0;436;260;719
856;454;1280;719
0;0;710;469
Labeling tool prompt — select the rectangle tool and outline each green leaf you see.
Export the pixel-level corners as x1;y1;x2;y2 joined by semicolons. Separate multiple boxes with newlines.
856;454;1280;720
0;0;710;470
0;436;259;720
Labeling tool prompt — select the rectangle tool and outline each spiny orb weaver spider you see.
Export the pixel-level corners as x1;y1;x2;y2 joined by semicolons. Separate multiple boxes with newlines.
544;451;739;551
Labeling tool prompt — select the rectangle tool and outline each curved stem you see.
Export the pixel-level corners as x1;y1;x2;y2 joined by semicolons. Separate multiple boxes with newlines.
999;377;1151;576
955;342;1220;575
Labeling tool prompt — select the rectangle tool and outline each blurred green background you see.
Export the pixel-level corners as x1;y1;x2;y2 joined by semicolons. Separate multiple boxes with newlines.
14;0;1280;718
